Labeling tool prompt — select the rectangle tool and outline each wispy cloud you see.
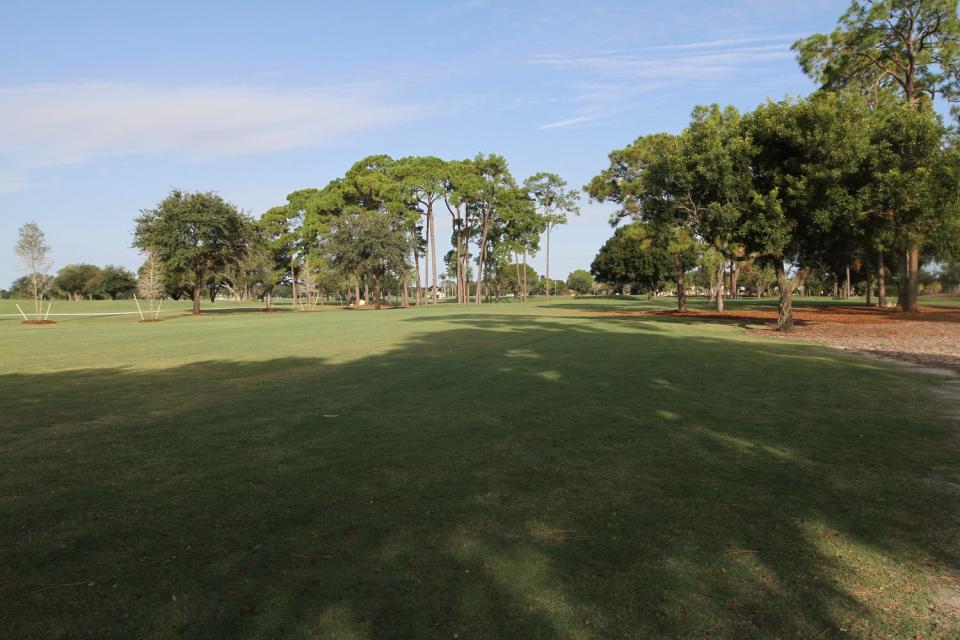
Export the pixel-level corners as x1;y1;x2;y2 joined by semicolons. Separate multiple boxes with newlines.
530;34;798;129
597;34;803;55
0;82;428;190
537;102;638;131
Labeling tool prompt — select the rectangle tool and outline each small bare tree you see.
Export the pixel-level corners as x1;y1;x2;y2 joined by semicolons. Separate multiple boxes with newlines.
15;222;52;320
137;249;165;320
300;254;320;311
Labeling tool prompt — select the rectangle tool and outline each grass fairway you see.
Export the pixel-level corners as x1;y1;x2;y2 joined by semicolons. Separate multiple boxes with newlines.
1;298;958;639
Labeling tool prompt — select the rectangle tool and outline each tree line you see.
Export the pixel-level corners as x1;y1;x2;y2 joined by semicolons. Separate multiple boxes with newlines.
7;156;591;316
8;1;960;325
585;0;960;329
120;155;581;314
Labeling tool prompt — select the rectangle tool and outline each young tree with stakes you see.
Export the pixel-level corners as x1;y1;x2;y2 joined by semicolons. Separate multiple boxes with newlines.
14;222;52;320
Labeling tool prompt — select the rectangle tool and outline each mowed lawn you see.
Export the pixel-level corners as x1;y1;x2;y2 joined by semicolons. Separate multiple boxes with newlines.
1;298;958;639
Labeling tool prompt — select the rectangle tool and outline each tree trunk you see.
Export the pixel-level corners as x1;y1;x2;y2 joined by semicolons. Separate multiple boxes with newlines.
905;246;920;312
845;265;851;299
774;259;793;331
878;251;887;308
832;276;839;299
401;272;409;307
545;224;552;298
475;215;492;304
898;250;909;309
730;261;739;300
191;275;203;315
414;249;422;306
865;261;873;307
522;251;528;302
514;253;522;302
455;233;462;303
354;276;360;306
364;278;369;304
715;261;725;312
291;262;298;307
429;206;438;304
455;228;465;303
673;252;687;312
32;275;40;319
374;274;382;310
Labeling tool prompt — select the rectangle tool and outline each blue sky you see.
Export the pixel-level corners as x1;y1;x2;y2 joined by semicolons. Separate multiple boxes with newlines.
0;0;847;287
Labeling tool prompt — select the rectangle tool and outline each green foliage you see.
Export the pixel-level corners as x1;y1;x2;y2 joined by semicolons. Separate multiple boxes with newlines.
134;190;250;312
524;171;579;230
96;265;137;300
793;0;960;110
491;259;538;298
55;264;102;300
4;276;34;299
591;223;694;294
327;211;411;309
566;269;594;294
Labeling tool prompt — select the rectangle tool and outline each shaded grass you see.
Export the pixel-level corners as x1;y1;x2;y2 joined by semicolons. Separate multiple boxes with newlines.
1;300;958;639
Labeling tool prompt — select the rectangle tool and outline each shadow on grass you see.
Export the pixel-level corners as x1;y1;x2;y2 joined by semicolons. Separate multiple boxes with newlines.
1;316;957;639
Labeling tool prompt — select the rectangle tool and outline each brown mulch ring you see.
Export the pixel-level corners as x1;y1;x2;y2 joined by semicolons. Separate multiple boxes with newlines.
596;304;960;375
21;320;57;325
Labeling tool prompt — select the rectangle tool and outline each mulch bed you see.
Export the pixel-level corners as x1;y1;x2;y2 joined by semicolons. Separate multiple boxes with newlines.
598;304;960;375
762;306;960;375
21;320;56;325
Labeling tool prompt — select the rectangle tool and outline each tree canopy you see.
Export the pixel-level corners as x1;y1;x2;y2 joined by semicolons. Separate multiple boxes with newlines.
134;190;250;315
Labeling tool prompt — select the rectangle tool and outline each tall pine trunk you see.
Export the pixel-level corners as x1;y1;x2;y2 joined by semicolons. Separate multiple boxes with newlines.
514;252;522;302
545;225;552;298
878;251;887;307
429;207;438;304
291;262;298;308
475;215;492;304
455;231;463;303
414;250;422;306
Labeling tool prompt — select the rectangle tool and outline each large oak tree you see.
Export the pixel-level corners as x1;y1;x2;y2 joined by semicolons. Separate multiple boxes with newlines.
134;190;249;315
